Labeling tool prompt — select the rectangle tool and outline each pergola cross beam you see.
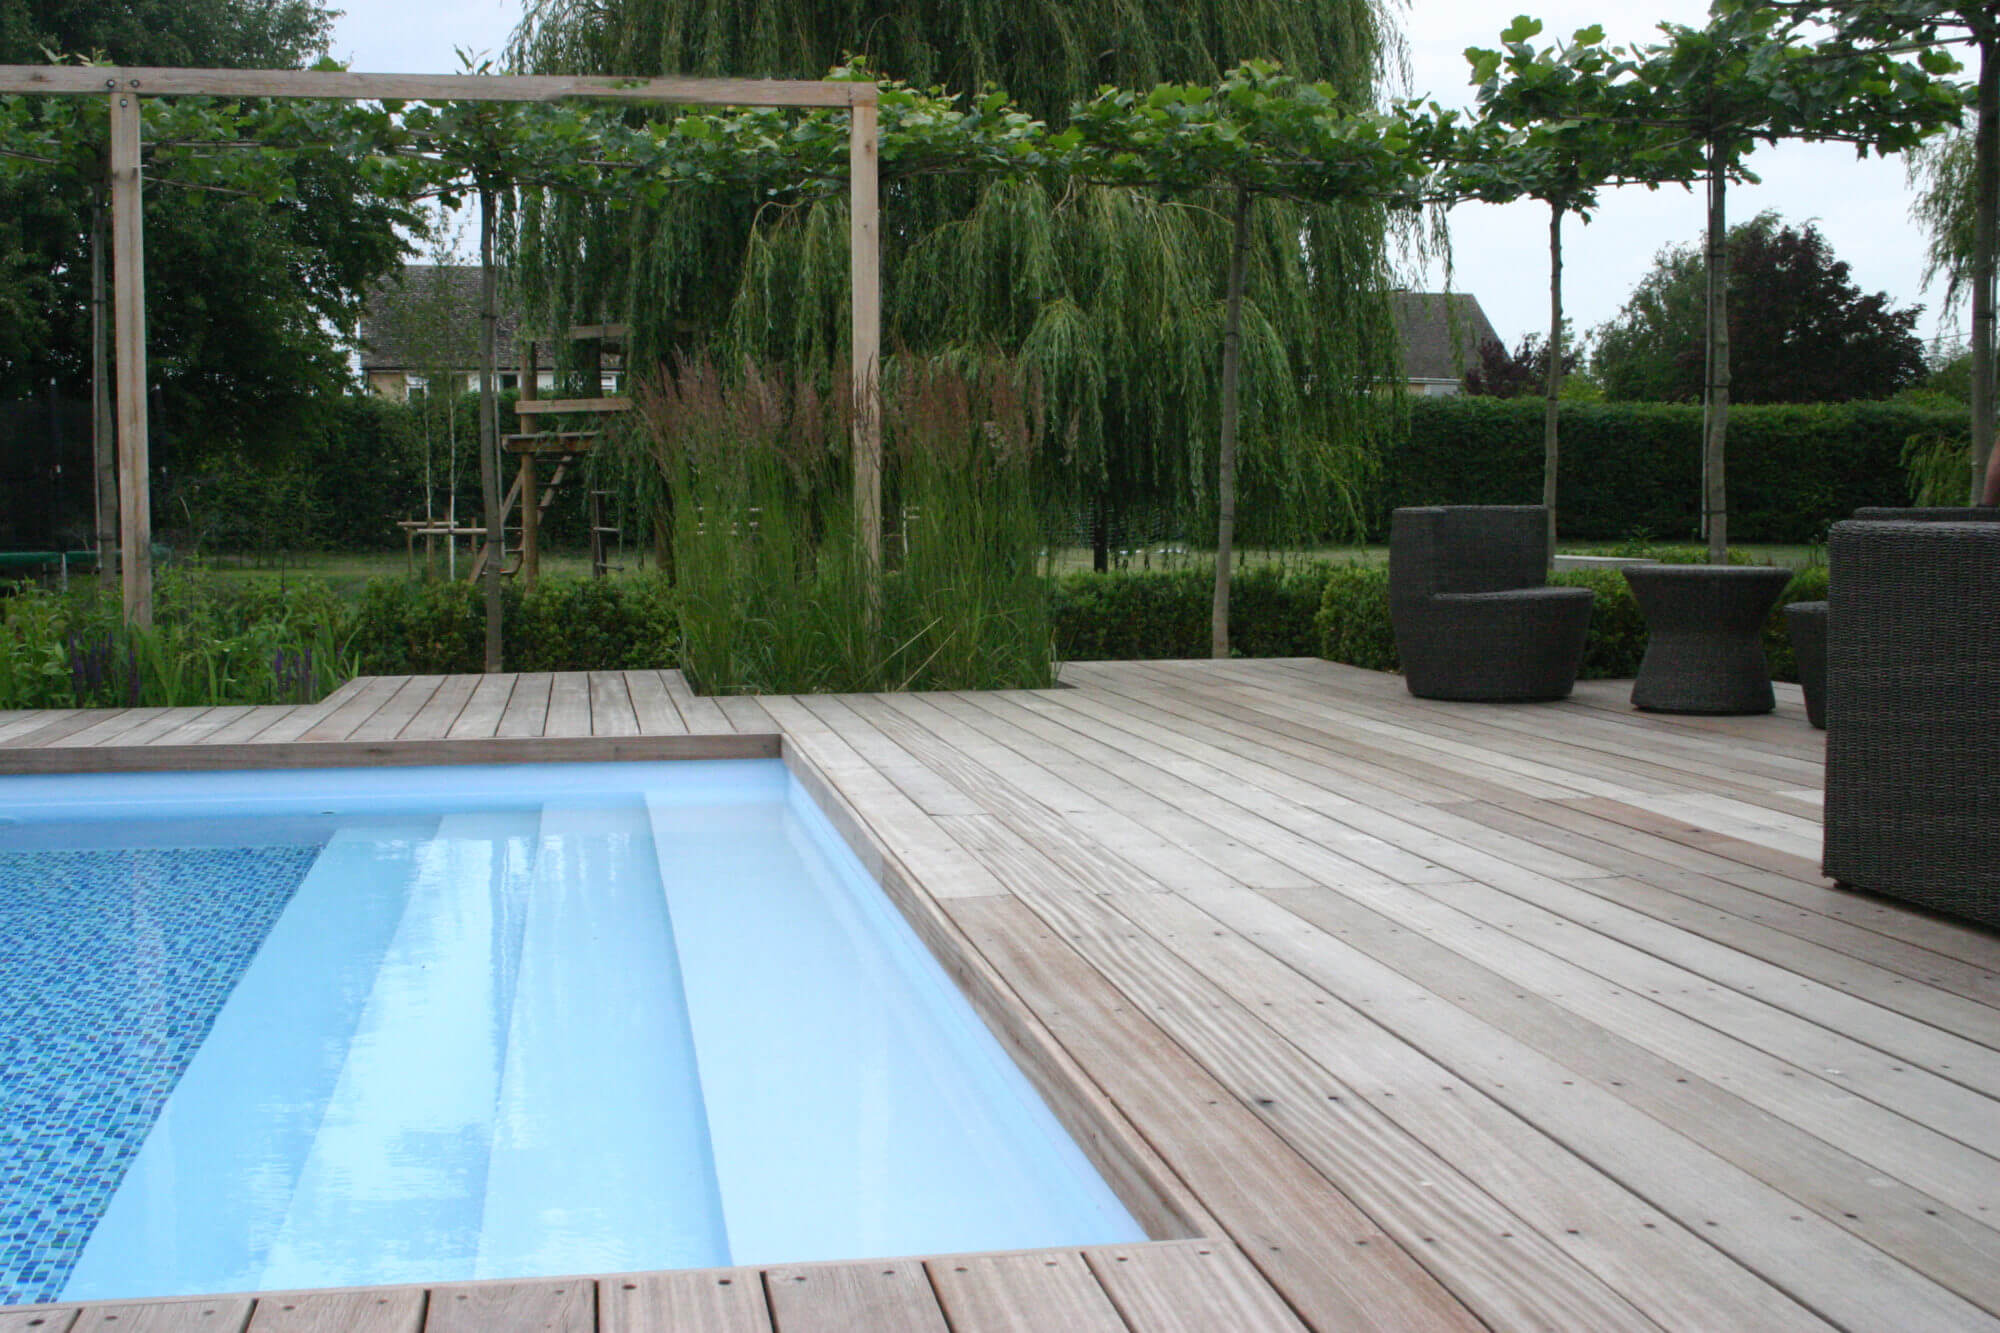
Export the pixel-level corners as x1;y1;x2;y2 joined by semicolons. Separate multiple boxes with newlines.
0;64;884;628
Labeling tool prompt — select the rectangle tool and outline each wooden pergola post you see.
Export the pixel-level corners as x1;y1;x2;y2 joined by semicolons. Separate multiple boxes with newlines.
108;84;152;627
0;65;885;628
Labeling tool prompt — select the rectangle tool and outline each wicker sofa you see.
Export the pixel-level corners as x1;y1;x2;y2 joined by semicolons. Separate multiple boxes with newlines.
1389;506;1593;702
1822;517;2000;927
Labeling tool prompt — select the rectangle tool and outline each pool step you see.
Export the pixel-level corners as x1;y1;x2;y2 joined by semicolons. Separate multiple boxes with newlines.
645;789;1144;1266
473;800;728;1279
62;819;441;1301
257;811;541;1291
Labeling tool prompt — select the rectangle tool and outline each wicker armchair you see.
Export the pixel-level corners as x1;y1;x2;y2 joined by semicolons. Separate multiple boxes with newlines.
1822;519;2000;928
1389;506;1594;702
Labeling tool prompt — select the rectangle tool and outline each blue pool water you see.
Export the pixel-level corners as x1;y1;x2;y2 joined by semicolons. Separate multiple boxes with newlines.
0;760;1144;1304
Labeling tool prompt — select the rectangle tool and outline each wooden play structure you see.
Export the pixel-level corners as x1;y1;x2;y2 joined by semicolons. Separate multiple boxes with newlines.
398;324;634;587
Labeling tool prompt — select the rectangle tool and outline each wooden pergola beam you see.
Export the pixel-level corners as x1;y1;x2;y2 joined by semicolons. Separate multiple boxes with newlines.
0;66;875;107
0;64;883;626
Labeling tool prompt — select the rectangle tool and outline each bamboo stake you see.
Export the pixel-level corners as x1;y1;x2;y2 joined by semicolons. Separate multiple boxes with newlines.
109;89;152;626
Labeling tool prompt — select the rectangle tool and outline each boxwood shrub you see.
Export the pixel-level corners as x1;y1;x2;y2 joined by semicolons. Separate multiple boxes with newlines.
350;576;679;676
1051;563;1335;661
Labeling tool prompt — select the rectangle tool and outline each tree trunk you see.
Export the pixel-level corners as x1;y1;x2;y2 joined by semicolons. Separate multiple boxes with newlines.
1092;501;1109;573
90;202;117;589
479;187;504;674
1543;202;1564;562
1703;140;1731;564
1210;188;1252;659
1969;13;1998;503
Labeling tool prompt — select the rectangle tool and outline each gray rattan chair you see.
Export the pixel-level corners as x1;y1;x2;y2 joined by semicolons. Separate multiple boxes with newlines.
1389;506;1593;702
1822;519;2000;928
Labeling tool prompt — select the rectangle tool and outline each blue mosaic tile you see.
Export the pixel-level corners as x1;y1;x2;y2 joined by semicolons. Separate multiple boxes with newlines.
0;844;321;1305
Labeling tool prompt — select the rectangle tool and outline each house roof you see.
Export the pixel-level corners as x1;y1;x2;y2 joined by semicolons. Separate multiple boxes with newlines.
357;264;522;372
1391;292;1501;384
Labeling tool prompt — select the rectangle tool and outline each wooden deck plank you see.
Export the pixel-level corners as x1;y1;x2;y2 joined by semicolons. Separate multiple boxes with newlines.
1442;799;2000;1006
598;1269;771;1333
314;677;368;710
623;670;688;736
494;672;553;738
1260;874;2000;1231
1084;1241;1310;1333
295;675;407;743
399;674;480;741
761;1261;948;1333
145;705;255;747
1125;887;1979;1330
1222;881;2000;1322
85;706;210;748
0;708;82;746
1479;792;2000;969
423;1280;593;1333
66;1300;253;1331
1403;873;2000;1133
244;1289;425;1332
713;693;779;735
925;1250;1128;1332
954;834;1684;1331
662;670;732;734
891;691;1323;891
346;676;445;743
44;706;172;749
446;673;517;739
948;894;1484;1333
0;1309;77;1332
191;705;299;747
588;671;641;737
543;672;593;737
0;708;131;751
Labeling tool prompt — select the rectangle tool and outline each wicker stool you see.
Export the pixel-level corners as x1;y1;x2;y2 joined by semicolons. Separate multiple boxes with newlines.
1623;564;1793;714
1783;600;1828;729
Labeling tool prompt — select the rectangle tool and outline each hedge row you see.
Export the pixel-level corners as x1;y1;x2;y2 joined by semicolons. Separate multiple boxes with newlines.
1383;398;1967;544
348;576;678;676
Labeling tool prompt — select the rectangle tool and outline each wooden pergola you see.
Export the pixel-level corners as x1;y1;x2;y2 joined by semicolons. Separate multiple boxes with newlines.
0;65;884;626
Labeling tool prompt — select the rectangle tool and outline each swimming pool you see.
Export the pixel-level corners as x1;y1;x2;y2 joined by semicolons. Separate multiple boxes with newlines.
0;759;1144;1305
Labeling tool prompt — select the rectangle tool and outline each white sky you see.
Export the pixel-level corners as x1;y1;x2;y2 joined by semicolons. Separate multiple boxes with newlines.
328;0;1964;355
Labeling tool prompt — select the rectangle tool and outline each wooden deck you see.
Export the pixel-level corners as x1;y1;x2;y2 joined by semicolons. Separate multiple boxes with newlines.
3;660;1998;1332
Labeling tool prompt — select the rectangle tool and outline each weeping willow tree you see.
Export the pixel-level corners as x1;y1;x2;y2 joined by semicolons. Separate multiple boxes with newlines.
509;0;1411;562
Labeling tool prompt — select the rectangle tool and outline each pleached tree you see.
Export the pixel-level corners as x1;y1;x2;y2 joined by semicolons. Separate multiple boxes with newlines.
508;0;1411;565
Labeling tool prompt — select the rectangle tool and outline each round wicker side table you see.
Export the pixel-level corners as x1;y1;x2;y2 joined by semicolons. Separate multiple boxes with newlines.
1623;564;1794;714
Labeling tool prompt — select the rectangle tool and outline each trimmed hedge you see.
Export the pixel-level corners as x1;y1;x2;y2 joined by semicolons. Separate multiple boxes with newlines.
1052;563;1334;661
1384;398;1969;544
349;576;678;676
1312;561;1829;683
